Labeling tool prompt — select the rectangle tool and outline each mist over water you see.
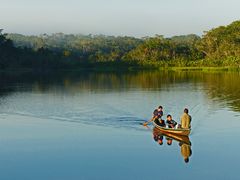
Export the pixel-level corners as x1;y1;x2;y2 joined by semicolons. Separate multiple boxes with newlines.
0;70;239;179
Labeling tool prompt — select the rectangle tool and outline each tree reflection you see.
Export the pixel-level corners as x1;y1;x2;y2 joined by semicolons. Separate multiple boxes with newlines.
0;70;240;112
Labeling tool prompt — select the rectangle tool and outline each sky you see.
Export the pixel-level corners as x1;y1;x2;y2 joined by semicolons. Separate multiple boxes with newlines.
0;0;239;37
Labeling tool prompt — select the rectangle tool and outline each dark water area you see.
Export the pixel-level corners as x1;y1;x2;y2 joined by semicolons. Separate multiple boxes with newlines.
0;70;240;180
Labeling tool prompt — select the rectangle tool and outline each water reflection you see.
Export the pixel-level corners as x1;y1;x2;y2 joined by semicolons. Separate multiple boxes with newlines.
1;70;240;179
153;127;192;163
1;71;239;112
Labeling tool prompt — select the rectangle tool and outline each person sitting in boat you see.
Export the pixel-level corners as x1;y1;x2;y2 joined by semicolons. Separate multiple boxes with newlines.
154;106;165;127
166;114;177;128
156;119;166;127
157;106;163;119
180;108;192;129
152;106;163;120
144;105;164;126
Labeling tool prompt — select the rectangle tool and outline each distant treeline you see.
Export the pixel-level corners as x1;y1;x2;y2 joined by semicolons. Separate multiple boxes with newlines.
0;20;240;71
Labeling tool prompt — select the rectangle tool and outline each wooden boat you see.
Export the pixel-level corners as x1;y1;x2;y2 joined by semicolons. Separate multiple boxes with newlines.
153;121;191;136
153;127;191;145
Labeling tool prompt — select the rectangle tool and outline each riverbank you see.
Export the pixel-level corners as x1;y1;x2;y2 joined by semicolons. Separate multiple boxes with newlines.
1;66;240;74
163;66;240;72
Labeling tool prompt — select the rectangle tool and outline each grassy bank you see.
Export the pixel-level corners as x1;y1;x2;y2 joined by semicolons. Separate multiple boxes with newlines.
132;57;240;72
163;66;240;72
1;58;239;73
1;66;239;74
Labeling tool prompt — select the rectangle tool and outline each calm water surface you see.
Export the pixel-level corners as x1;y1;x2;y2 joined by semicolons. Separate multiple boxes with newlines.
0;71;240;180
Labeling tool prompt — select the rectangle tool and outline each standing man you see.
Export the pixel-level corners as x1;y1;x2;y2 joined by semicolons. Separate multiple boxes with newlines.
180;108;191;129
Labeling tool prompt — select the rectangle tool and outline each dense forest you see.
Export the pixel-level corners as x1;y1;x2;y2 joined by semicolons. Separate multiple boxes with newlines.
0;20;240;71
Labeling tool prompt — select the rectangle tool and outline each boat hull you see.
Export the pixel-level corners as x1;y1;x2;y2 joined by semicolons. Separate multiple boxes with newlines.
153;127;191;145
153;121;191;136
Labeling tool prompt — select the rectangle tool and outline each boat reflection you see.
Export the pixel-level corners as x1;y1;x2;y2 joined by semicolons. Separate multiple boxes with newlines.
153;127;192;163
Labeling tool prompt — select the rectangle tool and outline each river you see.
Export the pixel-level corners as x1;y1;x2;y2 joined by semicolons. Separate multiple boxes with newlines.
0;70;239;179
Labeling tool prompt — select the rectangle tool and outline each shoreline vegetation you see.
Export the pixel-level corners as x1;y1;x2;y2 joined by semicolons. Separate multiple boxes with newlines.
1;20;240;72
1;66;239;74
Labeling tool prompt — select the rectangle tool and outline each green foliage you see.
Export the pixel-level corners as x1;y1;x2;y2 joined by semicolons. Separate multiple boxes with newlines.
0;32;18;69
6;34;143;63
1;20;240;71
123;34;203;63
197;21;240;59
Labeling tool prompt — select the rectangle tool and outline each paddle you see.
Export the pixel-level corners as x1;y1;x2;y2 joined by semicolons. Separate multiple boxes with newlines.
143;117;154;126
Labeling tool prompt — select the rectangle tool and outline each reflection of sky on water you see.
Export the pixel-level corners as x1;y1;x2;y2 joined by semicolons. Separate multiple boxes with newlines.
0;71;240;179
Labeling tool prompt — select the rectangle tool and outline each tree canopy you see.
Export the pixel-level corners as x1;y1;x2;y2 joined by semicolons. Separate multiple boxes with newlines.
0;20;240;71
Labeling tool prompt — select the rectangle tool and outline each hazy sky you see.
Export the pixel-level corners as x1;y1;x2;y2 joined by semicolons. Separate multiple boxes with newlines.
0;0;239;37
